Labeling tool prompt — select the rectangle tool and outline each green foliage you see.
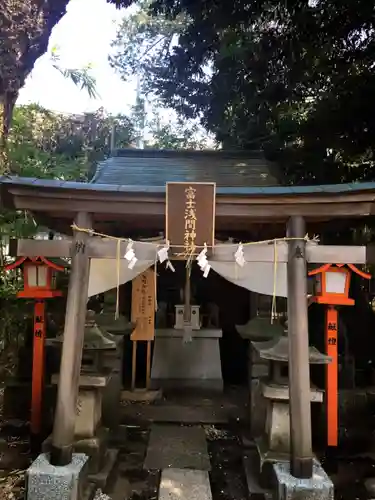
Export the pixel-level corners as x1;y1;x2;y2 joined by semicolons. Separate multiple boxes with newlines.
110;0;188;94
145;111;214;149
111;0;375;184
129;97;215;149
0;0;138;374
8;104;134;182
112;2;214;150
0;104;135;359
0;0;136;176
50;46;99;100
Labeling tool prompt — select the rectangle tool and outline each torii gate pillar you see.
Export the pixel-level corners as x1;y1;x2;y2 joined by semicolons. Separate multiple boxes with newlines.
286;216;314;478
50;212;92;466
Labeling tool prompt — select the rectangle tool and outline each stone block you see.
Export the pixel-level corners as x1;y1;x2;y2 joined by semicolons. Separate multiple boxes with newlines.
75;390;101;438
151;333;223;391
266;401;290;452
121;388;162;402
102;372;121;430
159;468;212;500
252;364;270;378
51;373;111;389
262;384;324;454
272;459;334;500
174;305;201;330
26;452;89;500
262;383;323;403
250;379;267;438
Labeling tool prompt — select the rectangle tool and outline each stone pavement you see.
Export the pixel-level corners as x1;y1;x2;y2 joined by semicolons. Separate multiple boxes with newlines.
107;424;214;500
159;469;212;500
144;424;210;470
107;389;250;500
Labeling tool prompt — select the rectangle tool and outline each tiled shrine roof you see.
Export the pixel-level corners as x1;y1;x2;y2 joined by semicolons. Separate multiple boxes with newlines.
91;149;281;190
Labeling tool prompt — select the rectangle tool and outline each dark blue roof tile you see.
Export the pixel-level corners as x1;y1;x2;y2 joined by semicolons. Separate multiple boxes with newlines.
91;149;281;188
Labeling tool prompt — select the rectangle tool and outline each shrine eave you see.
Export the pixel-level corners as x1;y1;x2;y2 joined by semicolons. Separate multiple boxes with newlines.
1;177;375;229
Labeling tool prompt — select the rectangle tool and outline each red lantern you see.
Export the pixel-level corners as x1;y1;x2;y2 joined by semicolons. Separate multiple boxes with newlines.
6;256;64;299
309;263;371;447
5;257;65;436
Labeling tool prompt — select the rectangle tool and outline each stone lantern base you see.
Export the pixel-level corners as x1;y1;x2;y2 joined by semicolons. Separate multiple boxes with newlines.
42;372;118;490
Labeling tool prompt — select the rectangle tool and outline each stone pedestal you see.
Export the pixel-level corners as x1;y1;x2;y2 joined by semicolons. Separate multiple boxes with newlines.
259;382;323;458
248;345;270;437
95;309;135;430
52;373;110;439
151;329;223;391
250;334;330;486
236;317;283;437
45;372;118;485
51;309;129;432
43;426;109;476
94;347;123;431
26;453;89;500
272;459;334;500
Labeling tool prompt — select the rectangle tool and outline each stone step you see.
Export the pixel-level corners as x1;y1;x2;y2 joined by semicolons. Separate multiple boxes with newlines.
159;469;212;500
120;403;231;424
144;424;210;471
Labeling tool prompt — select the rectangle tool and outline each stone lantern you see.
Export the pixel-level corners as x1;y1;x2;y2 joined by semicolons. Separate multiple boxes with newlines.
251;327;331;484
236;316;284;436
95;301;135;429
45;310;134;487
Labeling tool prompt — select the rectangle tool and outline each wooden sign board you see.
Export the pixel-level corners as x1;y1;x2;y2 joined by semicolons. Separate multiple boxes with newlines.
131;268;156;341
166;182;216;256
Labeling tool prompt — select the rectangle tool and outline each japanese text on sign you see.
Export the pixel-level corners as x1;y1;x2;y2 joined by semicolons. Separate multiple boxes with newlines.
131;268;155;341
184;186;197;254
166;182;216;256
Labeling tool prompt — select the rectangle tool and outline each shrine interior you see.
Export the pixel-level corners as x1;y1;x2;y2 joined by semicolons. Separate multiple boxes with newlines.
120;261;251;388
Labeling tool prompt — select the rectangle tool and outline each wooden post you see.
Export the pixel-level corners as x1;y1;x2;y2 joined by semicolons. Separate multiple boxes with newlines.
287;216;313;478
326;306;338;447
146;341;151;390
131;341;137;391
50;212;92;466
31;300;46;436
183;264;191;324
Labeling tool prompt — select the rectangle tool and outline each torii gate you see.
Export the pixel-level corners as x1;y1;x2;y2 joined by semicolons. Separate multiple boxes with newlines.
9;213;375;478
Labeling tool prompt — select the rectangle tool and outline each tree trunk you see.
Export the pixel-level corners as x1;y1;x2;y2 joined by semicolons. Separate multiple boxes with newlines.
0;91;18;175
0;95;6;175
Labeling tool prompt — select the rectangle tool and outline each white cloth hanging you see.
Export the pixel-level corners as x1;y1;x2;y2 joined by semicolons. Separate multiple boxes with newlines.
88;259;154;297
208;260;287;297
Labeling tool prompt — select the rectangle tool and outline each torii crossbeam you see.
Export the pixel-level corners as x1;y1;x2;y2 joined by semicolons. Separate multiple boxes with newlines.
8;237;375;264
